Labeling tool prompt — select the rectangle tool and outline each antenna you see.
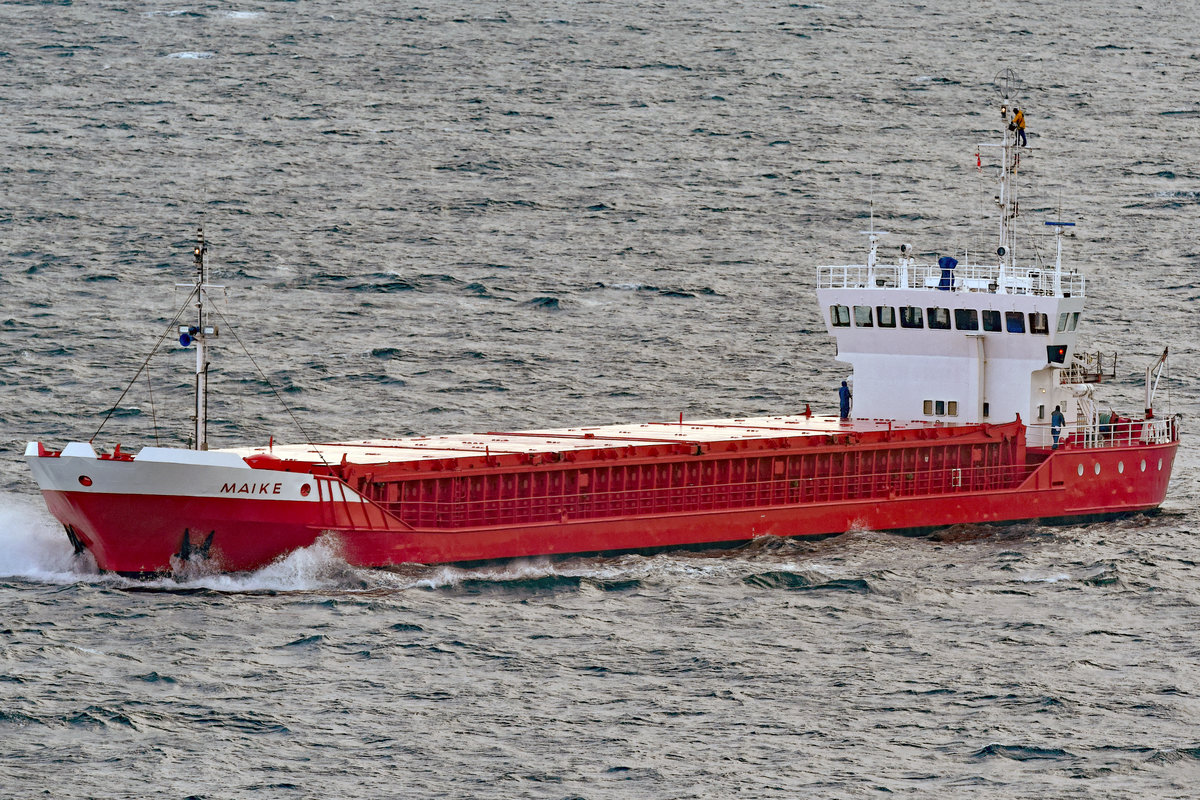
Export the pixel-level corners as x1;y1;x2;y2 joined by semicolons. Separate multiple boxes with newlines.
993;68;1022;102
1045;220;1075;296
856;179;890;284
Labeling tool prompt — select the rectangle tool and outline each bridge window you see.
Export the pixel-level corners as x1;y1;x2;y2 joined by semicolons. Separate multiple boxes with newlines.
954;308;979;330
900;306;924;328
1005;311;1025;333
853;305;873;327
1057;312;1069;333
982;310;1002;332
1068;312;1080;331
831;305;850;327
1029;312;1049;335
877;306;896;327
927;307;951;330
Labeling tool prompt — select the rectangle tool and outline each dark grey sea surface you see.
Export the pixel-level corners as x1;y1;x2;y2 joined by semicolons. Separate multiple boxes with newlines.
1;1;1198;797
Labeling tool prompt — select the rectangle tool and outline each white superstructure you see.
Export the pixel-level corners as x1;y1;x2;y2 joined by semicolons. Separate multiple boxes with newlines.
817;92;1094;444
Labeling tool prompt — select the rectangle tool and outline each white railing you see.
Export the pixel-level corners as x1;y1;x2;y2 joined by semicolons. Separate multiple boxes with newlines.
818;263;1085;298
1028;415;1178;450
1058;352;1117;384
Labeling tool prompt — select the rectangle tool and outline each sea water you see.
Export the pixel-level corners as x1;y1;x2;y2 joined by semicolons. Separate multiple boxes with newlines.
1;1;1198;797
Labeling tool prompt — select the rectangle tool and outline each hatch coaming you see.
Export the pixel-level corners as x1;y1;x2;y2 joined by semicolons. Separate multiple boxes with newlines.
223;413;970;469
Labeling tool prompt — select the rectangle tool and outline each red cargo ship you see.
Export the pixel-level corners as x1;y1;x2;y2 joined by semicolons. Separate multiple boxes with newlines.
24;94;1179;575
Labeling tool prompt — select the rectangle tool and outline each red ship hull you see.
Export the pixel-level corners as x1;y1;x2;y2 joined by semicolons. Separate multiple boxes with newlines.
30;419;1178;574
27;100;1179;577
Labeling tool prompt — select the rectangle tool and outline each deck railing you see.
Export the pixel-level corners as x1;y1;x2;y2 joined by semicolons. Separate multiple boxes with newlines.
376;461;1039;530
1028;416;1178;450
818;263;1085;297
1058;352;1117;384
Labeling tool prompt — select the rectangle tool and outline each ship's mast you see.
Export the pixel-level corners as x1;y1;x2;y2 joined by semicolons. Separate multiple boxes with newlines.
996;99;1020;292
177;228;221;450
194;230;209;450
985;69;1023;295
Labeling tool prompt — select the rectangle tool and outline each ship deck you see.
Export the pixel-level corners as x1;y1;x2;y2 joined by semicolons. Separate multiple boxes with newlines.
226;414;964;467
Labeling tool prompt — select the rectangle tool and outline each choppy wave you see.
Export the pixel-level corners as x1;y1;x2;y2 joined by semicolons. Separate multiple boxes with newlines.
973;743;1075;762
741;570;872;592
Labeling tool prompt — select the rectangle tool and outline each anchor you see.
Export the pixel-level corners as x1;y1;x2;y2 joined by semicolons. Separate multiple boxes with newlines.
177;529;215;562
63;524;86;556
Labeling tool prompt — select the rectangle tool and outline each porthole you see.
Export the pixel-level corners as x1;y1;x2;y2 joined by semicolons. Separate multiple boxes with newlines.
1077;464;1084;477
78;475;93;487
1094;463;1101;475
1118;461;1124;474
300;484;312;497
1141;460;1147;472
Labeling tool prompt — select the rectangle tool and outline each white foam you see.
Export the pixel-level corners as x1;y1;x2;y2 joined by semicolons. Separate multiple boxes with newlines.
219;10;262;18
165;51;215;59
845;517;875;535
0;494;840;591
0;497;365;591
136;535;366;593
1018;573;1072;583
386;555;650;590
0;492;95;582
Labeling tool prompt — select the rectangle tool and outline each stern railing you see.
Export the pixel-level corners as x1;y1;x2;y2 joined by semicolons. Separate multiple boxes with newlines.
1029;416;1178;450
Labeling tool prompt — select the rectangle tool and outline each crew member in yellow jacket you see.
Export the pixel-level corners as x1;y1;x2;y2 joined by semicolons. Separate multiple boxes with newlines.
1011;107;1027;146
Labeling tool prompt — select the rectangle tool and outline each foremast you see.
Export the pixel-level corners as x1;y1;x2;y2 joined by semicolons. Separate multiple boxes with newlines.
178;228;221;450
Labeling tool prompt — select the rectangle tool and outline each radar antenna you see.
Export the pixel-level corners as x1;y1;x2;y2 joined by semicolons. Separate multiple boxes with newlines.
993;68;1022;102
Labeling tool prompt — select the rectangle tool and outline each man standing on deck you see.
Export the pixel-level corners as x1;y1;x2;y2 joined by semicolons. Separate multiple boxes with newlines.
839;380;852;420
1051;405;1065;449
1011;107;1027;147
